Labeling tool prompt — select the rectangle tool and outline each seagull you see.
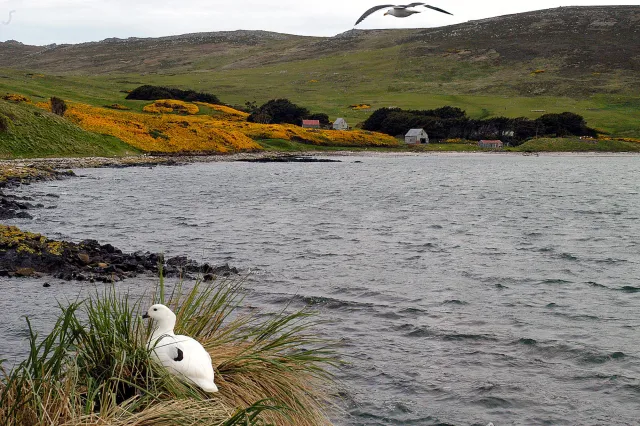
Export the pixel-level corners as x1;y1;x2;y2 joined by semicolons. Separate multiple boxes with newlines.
2;10;16;26
354;3;452;26
143;303;219;392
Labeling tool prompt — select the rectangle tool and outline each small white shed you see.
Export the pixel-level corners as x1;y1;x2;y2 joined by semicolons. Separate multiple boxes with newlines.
405;128;429;144
333;118;348;130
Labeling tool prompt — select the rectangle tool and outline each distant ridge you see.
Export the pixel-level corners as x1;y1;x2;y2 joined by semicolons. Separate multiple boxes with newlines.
0;6;638;97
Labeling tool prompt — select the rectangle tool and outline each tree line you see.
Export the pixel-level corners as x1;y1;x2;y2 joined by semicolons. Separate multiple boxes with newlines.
245;99;329;126
361;106;597;145
126;85;221;104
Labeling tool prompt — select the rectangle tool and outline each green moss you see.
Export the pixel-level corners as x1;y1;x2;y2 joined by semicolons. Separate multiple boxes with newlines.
0;225;67;256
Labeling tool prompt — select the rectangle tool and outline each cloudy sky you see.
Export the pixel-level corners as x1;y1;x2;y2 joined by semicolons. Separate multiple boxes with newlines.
1;0;637;45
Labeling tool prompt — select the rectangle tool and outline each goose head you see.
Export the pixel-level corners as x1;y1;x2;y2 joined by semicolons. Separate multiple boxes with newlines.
143;303;177;337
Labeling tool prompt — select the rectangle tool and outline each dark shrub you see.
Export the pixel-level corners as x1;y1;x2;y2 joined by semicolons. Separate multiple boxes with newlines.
363;106;594;143
247;99;310;125
0;113;10;132
307;113;330;126
51;97;67;116
536;112;597;137
126;85;220;105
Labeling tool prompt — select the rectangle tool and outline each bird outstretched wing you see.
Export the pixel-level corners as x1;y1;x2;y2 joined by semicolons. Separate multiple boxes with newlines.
354;4;397;26
424;4;453;15
400;3;426;7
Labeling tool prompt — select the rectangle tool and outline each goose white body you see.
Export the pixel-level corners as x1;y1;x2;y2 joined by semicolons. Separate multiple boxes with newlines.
144;304;218;392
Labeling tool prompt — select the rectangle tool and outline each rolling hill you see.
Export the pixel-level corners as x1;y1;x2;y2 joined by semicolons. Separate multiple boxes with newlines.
0;6;638;137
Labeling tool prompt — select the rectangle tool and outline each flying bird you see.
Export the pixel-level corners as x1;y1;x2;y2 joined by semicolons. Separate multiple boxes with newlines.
143;303;219;392
354;3;452;26
2;10;15;25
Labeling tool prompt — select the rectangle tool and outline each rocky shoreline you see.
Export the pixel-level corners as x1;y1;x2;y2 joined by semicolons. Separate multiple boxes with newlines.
0;157;245;282
0;164;75;220
3;149;635;283
0;225;237;282
0;151;345;171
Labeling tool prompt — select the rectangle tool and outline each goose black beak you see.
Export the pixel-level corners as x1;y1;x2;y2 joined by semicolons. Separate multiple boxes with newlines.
142;313;150;319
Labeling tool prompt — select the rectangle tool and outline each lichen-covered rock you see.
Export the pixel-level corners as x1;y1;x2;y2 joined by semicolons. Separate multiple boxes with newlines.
0;225;237;282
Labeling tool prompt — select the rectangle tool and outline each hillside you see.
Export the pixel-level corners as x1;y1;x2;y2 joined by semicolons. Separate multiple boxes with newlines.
0;6;638;138
0;99;139;158
1;7;638;93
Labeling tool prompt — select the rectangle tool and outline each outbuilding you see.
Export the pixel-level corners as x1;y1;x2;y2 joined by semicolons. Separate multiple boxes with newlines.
478;140;504;149
405;128;429;144
301;119;320;129
333;118;348;130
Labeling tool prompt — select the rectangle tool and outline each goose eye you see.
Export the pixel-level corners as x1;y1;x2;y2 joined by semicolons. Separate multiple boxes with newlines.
153;308;158;311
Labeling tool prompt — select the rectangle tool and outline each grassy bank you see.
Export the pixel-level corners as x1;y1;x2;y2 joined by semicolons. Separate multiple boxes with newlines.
0;273;338;425
510;137;640;152
0;99;139;159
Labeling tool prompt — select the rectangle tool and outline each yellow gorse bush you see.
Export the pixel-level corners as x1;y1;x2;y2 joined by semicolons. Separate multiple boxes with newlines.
104;103;131;110
350;104;371;110
63;103;259;153
2;94;31;103
194;102;250;121
143;99;199;115
34;101;399;153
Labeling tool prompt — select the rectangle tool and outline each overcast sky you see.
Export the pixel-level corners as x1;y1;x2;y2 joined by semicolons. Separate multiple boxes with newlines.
1;0;637;45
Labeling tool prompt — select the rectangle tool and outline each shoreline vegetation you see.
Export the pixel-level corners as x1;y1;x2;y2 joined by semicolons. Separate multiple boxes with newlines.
2;92;639;162
0;159;339;426
0;276;339;425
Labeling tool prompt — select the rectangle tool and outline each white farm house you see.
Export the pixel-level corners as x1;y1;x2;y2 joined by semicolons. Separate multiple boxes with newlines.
405;128;429;144
332;118;348;130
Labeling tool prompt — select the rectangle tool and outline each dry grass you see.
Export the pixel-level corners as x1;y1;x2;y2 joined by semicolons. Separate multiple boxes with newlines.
0;276;339;426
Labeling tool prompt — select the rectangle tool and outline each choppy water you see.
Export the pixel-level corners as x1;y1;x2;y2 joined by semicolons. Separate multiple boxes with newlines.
2;153;640;425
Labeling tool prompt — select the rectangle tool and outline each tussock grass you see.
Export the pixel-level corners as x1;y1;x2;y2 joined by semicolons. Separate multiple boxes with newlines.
0;276;338;425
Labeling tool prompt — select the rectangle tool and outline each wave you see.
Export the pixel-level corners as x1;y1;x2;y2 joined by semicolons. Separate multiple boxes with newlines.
585;281;608;289
471;396;514;408
558;252;579;261
528;342;627;365
442;333;498;342
539;279;573;285
405;326;433;338
442;299;468;305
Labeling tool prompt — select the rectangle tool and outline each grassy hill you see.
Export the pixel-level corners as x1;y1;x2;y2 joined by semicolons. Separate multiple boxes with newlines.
0;99;139;158
0;5;638;146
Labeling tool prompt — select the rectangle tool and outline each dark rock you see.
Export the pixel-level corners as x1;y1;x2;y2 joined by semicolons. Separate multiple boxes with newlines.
239;156;341;163
101;243;116;253
43;282;51;287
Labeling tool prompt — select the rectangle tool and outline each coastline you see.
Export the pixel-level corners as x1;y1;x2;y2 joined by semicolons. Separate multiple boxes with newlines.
2;149;640;173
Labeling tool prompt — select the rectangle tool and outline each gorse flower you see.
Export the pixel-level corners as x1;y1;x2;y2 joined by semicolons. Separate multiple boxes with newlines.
34;100;398;153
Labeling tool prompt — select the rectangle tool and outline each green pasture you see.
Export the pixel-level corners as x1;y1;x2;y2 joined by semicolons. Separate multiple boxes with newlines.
1;64;638;138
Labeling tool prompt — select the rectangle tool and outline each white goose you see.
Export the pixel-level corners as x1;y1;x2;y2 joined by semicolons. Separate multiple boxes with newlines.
143;303;219;392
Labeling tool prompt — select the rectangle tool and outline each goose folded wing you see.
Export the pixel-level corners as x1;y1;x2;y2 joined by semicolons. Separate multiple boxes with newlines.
170;337;215;382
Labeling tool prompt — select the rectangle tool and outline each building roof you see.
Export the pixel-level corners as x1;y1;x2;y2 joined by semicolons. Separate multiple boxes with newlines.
334;118;346;123
302;119;320;125
405;128;426;136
